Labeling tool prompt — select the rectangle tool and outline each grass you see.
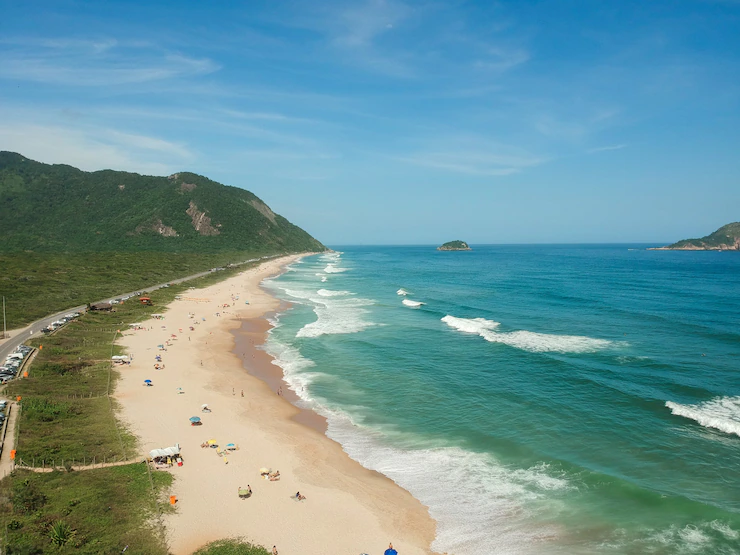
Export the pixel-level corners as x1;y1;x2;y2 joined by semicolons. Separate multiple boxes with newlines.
0;464;173;554
0;250;265;329
0;256;279;553
193;539;271;555
4;259;262;463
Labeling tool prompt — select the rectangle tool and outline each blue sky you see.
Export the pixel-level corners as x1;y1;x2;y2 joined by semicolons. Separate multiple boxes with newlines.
1;0;739;244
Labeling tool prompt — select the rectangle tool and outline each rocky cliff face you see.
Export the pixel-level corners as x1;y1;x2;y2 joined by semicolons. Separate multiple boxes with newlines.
438;240;472;251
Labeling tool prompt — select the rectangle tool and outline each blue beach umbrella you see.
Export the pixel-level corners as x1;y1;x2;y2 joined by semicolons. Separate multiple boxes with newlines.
144;379;152;384
226;443;235;448
384;550;398;555
189;416;201;423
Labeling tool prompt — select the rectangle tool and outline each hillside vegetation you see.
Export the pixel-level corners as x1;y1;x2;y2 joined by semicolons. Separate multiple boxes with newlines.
0;151;324;253
0;152;325;327
438;240;471;251
665;222;740;250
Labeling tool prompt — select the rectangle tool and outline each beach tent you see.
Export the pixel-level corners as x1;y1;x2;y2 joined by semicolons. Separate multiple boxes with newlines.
149;445;180;459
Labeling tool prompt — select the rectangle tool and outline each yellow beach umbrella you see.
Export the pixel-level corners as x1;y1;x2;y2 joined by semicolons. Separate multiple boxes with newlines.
207;439;218;446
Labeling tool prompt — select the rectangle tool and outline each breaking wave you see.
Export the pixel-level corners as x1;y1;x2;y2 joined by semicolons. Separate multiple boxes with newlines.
397;288;410;296
402;299;425;308
324;263;348;273
665;396;740;437
442;315;618;353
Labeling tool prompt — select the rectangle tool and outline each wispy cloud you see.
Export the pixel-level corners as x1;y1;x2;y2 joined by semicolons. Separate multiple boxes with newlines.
397;138;546;176
0;122;190;175
588;144;627;153
0;38;219;86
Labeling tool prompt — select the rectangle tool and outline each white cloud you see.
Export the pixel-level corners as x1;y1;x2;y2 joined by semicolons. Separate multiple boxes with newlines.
0;38;219;86
397;140;545;176
588;144;627;153
0;123;189;175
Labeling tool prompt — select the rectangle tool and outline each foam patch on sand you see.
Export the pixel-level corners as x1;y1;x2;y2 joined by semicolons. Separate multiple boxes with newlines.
665;396;740;437
442;315;617;353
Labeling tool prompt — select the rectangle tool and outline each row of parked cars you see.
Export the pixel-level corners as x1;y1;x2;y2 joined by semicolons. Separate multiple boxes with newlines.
0;399;8;426
40;312;81;335
0;345;33;385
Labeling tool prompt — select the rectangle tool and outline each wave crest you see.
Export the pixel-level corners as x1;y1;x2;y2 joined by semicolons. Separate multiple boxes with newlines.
442;315;617;353
665;396;740;437
402;299;425;308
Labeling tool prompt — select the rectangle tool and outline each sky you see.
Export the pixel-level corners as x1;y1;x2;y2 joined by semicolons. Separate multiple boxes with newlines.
1;0;739;245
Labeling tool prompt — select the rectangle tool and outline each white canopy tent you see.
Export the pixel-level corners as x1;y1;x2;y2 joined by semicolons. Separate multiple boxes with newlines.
149;444;180;459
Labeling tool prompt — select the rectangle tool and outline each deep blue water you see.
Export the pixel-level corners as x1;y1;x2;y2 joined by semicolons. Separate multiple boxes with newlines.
263;245;740;554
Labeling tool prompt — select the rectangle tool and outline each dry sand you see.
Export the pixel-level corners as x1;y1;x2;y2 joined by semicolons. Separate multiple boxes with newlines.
116;255;436;555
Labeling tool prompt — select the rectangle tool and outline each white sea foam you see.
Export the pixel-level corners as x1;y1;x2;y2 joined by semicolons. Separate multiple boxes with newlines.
442;315;616;353
263;335;326;403
324;263;348;274
279;287;375;339
442;315;501;334
402;299;425;308
665;396;740;437
397;288;410;296
323;410;568;555
317;289;352;297
321;276;327;282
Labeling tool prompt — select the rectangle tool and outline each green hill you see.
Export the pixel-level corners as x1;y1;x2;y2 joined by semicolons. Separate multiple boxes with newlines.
663;222;740;250
0;151;325;253
0;152;325;327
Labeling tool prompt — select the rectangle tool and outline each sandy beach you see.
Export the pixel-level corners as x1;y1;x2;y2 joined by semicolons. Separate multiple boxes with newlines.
115;255;436;555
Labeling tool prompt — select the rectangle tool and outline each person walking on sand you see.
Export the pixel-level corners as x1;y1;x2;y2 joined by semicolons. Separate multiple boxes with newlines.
241;389;244;397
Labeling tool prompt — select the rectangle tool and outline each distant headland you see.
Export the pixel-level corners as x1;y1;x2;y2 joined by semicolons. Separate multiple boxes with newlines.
437;240;471;251
650;222;740;251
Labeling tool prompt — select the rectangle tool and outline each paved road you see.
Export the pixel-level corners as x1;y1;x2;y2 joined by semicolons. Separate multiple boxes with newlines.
0;255;276;365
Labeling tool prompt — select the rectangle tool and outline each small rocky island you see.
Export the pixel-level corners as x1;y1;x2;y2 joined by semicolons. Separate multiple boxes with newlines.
437;240;472;251
651;222;740;251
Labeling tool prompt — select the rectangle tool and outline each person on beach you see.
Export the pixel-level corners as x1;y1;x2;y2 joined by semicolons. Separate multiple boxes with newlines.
277;386;282;396
295;491;305;500
241;389;244;397
272;546;278;555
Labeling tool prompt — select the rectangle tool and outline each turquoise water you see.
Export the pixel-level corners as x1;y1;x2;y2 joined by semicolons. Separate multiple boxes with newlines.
263;246;740;554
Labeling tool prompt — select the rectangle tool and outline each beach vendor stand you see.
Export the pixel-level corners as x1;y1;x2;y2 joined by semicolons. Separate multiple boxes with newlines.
149;444;182;468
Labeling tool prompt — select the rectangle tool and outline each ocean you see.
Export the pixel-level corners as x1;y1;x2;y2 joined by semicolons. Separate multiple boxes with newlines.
262;245;740;555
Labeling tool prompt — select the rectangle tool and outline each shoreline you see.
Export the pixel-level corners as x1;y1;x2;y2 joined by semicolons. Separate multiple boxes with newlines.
115;254;436;555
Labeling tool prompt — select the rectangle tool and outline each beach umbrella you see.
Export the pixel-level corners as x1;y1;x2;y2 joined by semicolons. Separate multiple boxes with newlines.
207;439;217;445
201;404;209;408
144;379;152;384
384;550;398;555
189;416;201;423
226;443;235;448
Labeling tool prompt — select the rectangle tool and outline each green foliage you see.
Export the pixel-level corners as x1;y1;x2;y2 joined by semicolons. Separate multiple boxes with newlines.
48;520;75;547
194;538;272;555
668;222;740;249
1;466;172;554
11;479;47;514
439;240;471;250
0;151;325;254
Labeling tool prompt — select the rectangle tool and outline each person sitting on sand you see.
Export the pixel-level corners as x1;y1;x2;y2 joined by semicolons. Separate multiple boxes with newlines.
295;491;306;501
269;470;280;481
272;546;278;555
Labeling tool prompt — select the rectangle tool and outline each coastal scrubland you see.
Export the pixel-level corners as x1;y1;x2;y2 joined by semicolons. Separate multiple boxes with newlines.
0;151;325;329
0;262;258;554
